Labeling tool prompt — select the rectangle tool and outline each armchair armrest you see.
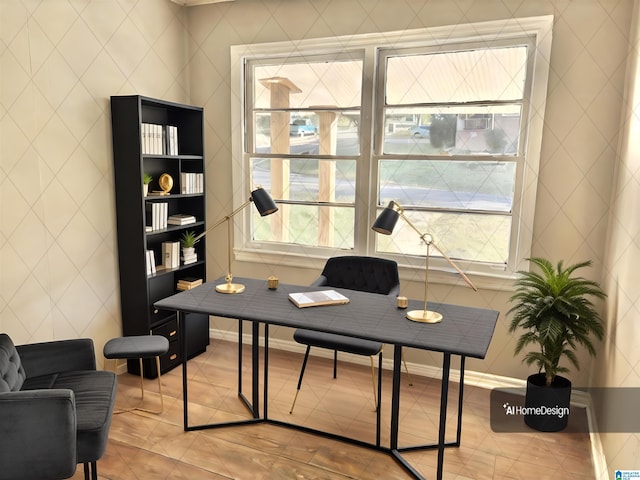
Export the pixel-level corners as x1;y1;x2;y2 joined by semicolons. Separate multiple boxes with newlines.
16;338;96;379
0;389;77;480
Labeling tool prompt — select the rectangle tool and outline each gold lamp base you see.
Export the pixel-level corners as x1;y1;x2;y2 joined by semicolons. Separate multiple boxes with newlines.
406;309;443;323
216;282;245;294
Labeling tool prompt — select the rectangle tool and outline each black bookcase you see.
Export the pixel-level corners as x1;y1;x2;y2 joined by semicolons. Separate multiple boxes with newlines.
110;95;209;378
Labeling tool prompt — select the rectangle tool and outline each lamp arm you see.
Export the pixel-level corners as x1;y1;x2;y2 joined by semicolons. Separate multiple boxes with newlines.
193;198;252;242
398;210;477;292
429;241;478;292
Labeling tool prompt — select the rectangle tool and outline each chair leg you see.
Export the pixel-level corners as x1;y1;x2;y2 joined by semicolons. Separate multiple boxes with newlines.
84;463;89;480
369;355;378;411
333;350;338;379
91;462;97;480
290;345;311;414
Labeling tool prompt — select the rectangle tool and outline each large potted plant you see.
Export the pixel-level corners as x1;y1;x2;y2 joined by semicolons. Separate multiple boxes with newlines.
508;257;605;431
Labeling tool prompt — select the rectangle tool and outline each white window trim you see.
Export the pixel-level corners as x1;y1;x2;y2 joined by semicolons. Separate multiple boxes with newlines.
230;15;553;291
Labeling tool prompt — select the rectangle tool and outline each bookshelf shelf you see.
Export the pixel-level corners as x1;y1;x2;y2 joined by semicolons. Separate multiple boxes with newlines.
111;95;210;379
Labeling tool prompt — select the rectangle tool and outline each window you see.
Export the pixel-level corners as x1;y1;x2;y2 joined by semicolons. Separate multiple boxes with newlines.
231;16;552;284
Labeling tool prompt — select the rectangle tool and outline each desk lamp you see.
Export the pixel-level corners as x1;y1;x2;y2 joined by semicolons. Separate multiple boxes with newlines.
372;200;477;323
194;187;278;294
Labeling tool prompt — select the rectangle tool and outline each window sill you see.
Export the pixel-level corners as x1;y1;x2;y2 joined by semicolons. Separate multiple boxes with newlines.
235;248;517;292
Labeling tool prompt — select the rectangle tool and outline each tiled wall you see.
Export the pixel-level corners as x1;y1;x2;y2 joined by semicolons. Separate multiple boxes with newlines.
0;0;189;352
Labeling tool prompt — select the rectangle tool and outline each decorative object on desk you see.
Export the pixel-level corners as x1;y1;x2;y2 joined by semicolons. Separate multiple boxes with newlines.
193;187;278;294
372;200;477;323
508;257;605;432
143;172;152;197
267;275;278;290
396;296;408;309
288;289;350;308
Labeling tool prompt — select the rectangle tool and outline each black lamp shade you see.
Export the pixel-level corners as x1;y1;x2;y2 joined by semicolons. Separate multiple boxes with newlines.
251;187;278;216
372;203;400;235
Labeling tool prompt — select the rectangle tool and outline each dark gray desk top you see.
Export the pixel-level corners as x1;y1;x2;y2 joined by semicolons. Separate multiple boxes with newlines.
154;277;499;359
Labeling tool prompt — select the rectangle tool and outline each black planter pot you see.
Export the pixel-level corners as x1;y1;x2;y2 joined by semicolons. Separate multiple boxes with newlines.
524;373;572;432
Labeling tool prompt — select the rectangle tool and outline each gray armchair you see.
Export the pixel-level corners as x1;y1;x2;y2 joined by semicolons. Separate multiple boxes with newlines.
0;334;117;480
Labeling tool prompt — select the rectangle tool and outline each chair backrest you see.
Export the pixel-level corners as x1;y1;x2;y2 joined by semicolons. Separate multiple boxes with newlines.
318;256;399;295
0;334;26;392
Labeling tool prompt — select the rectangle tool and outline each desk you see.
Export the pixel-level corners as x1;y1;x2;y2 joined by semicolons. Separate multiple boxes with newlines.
155;277;499;479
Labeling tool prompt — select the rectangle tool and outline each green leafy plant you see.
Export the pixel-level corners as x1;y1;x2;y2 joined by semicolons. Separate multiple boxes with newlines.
179;230;199;248
143;172;153;185
508;257;606;386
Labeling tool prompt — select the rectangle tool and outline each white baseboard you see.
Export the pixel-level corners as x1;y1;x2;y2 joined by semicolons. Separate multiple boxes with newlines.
209;327;607;478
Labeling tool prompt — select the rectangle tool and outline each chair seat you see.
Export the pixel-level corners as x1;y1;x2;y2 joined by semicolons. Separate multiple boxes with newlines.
293;329;382;356
103;336;168;360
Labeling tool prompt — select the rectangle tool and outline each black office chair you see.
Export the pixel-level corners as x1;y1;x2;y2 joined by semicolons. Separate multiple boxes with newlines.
289;256;406;414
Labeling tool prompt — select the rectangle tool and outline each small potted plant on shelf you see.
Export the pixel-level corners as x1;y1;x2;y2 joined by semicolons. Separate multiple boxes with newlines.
180;230;199;265
508;257;606;431
143;172;152;197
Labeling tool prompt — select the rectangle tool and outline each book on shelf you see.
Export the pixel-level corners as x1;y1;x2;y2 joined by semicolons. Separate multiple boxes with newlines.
181;251;197;265
180;172;204;194
145;202;168;231
167;214;196;225
288;290;350;308
177;277;203;291
141;123;179;155
162;241;180;269
166;125;178;155
145;250;157;275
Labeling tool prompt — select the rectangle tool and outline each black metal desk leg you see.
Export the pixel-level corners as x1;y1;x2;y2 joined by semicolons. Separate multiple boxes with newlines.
390;344;402;450
238;321;243;395
178;311;189;431
456;355;466;445
252;321;260;418
437;353;452;480
263;324;269;420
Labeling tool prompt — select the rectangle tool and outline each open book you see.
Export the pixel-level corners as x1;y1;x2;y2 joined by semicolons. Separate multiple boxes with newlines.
288;290;350;308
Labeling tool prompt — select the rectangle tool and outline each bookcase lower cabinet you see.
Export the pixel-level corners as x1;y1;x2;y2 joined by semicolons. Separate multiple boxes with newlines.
111;94;210;379
126;313;209;379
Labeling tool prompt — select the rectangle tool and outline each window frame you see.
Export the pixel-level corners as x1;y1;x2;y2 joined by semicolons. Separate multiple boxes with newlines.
230;16;553;289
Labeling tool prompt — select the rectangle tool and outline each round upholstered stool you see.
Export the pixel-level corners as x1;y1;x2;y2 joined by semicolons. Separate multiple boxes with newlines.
103;335;169;414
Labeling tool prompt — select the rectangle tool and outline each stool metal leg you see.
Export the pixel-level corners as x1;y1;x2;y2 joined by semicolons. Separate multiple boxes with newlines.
134;356;164;415
156;355;164;414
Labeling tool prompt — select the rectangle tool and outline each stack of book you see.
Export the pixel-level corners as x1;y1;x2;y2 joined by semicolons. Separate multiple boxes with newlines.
176;277;203;291
180;172;204;194
167;214;196;226
145;250;157;275
141;123;179;155
162;241;180;269
145;202;168;231
182;249;197;265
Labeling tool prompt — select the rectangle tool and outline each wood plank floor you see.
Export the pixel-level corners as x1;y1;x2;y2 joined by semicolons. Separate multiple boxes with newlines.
73;338;595;479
